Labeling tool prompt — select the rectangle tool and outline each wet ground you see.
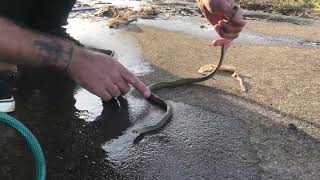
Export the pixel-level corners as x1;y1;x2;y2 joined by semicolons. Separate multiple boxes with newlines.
1;2;320;179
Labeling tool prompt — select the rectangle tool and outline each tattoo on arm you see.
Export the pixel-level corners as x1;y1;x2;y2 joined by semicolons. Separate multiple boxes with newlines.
33;39;74;70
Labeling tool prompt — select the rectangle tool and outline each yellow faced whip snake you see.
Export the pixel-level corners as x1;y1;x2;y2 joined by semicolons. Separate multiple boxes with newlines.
132;45;226;142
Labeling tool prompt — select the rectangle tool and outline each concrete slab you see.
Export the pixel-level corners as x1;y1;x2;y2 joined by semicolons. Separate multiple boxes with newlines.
104;100;261;179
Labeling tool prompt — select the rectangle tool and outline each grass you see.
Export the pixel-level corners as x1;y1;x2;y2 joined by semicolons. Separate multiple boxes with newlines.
146;0;320;17
239;0;320;16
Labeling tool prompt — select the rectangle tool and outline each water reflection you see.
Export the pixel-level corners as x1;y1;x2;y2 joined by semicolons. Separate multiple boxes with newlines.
74;88;103;122
87;97;131;142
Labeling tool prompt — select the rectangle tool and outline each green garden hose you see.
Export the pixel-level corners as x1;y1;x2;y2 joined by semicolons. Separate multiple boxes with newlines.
0;112;46;180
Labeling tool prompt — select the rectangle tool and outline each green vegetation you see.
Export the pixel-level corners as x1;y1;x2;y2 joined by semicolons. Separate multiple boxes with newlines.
146;0;320;17
239;0;320;16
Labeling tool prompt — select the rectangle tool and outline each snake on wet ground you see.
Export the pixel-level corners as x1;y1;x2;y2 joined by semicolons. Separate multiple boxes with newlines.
132;45;226;141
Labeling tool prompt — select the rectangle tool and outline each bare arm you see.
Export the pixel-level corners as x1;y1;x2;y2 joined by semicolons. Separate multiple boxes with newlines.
0;16;151;100
0;16;74;69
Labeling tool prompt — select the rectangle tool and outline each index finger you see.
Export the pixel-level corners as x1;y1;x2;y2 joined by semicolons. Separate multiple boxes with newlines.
120;67;151;98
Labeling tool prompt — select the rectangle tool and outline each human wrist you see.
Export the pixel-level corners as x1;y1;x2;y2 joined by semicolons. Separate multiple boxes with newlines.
32;37;76;70
64;45;85;75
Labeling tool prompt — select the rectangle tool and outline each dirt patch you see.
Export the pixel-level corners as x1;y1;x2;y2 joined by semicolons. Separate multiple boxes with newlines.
245;20;320;41
239;0;320;18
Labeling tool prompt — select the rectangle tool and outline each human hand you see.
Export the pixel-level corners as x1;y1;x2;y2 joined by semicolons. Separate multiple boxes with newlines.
197;0;246;48
66;47;151;101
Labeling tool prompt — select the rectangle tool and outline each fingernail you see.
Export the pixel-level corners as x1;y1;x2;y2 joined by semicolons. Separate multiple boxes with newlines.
144;89;151;98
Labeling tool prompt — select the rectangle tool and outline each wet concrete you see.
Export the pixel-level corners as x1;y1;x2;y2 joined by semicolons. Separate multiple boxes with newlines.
126;25;320;179
104;100;260;179
246;20;320;42
1;10;320;180
65;19;262;179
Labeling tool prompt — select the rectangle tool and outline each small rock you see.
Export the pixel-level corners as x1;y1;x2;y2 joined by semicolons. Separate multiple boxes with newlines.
288;123;298;131
200;25;205;28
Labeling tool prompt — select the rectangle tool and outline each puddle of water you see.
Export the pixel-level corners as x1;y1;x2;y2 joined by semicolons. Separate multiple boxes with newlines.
65;18;153;121
100;0;147;11
298;40;320;47
73;87;150;123
103;128;137;161
102;95;156;160
74;88;103;122
66;18;153;75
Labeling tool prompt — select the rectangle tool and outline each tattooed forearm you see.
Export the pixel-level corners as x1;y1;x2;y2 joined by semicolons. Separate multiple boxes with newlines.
33;39;74;70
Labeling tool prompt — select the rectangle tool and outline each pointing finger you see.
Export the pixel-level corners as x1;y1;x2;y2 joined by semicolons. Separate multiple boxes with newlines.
115;79;131;95
120;67;151;98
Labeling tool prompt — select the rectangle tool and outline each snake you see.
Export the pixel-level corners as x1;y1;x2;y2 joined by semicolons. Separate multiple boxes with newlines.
132;45;226;141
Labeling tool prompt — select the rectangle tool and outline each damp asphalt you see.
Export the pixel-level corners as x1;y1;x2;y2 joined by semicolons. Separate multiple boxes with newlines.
0;9;320;180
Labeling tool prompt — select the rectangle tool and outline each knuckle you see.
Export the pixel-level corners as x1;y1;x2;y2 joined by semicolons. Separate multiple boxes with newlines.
103;93;111;99
122;89;129;94
136;83;146;92
125;84;131;92
100;91;111;101
120;67;131;79
116;91;121;97
119;81;131;93
105;96;112;101
110;72;119;81
109;88;117;96
112;85;121;96
123;85;131;94
126;76;135;84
